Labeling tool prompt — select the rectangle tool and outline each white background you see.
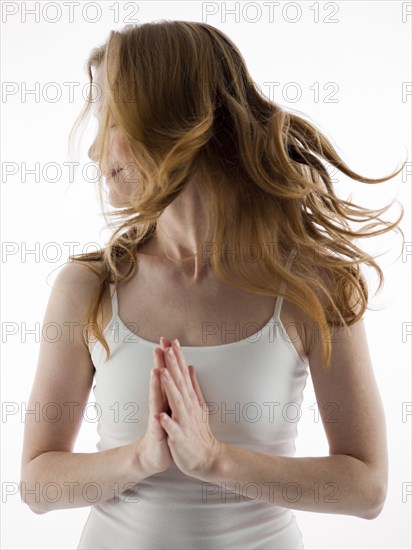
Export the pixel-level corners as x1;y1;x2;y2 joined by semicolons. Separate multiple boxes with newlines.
1;1;411;548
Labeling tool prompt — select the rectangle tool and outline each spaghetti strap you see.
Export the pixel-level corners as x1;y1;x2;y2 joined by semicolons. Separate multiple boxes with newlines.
274;247;298;320
109;282;119;317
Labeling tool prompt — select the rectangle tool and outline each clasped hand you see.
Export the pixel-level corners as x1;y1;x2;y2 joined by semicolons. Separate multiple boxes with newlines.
150;336;222;480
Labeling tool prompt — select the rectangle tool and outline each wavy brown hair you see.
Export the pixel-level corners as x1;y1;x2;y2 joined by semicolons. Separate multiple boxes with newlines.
67;20;406;371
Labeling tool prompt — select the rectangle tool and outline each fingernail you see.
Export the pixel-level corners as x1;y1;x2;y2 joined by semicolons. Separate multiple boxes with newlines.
174;338;180;349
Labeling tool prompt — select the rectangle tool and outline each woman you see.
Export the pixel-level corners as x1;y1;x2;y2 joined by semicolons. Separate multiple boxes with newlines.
20;21;404;549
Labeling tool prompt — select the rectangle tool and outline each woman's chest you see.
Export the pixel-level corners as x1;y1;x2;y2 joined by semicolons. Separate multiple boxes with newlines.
89;263;308;362
92;335;308;452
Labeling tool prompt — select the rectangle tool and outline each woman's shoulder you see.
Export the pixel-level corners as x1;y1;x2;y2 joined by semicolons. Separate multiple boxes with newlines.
52;260;108;312
55;259;104;286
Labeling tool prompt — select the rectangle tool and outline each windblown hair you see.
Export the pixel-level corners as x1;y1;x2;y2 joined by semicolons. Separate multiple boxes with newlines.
68;20;405;371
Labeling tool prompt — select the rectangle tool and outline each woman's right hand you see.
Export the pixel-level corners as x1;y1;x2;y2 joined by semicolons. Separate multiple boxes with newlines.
134;340;174;476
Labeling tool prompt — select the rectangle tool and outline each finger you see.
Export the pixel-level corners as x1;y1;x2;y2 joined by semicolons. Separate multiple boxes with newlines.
159;367;185;421
171;339;193;388
160;336;172;349
159;411;180;439
148;370;169;438
150;406;168;440
159;338;178;393
150;368;165;414
153;348;168;406
188;365;206;407
163;347;191;404
161;338;191;388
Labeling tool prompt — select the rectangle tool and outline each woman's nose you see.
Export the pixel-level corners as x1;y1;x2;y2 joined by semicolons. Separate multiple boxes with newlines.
88;140;97;162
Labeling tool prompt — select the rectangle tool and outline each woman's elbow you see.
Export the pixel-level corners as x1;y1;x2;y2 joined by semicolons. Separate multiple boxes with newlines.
362;484;387;520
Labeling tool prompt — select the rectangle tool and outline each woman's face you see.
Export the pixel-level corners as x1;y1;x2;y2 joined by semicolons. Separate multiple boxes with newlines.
88;64;138;208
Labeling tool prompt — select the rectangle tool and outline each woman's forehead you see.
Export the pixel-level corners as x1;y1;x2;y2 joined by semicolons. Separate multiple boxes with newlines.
92;65;105;115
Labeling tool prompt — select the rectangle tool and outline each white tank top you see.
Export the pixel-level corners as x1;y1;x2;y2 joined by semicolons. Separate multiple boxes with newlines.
77;249;309;549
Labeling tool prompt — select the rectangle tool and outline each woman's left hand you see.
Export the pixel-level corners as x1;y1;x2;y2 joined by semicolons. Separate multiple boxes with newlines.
156;336;223;480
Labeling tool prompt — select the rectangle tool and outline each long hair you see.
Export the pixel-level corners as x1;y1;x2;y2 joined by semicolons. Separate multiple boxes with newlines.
68;20;405;371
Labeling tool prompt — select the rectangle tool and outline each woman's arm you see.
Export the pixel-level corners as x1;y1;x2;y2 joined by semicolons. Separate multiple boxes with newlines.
21;441;148;514
199;316;388;520
19;263;150;514
201;445;381;519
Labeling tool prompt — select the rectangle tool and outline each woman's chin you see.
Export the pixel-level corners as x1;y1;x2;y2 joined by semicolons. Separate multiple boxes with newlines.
107;189;129;208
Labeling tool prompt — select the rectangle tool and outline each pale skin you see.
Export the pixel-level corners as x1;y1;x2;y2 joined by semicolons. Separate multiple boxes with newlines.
143;336;222;478
20;63;388;520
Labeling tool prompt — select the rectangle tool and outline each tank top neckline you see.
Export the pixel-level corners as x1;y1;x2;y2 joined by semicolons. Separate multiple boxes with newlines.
113;298;278;350
96;299;307;365
92;248;307;363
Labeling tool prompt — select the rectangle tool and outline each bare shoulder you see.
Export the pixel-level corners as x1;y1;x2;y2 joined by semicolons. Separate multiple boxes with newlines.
293;261;362;353
54;260;103;294
53;260;108;344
